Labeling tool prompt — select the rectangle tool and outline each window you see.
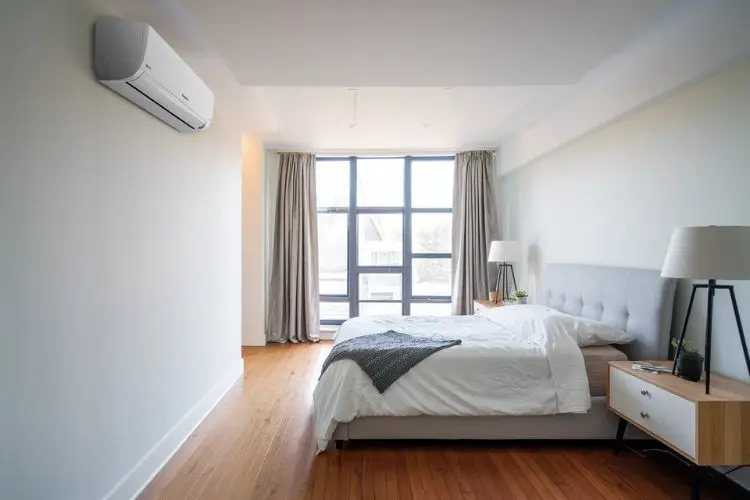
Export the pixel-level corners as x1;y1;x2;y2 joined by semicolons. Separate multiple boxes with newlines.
318;214;348;295
356;158;404;207
317;156;454;324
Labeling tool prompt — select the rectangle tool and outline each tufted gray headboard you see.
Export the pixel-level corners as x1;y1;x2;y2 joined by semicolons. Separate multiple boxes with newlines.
539;263;676;360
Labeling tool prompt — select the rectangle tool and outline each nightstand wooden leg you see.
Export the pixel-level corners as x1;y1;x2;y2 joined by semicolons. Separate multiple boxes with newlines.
335;440;343;451
691;465;702;500
614;417;627;455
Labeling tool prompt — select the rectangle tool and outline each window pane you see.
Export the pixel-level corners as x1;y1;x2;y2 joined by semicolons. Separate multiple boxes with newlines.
412;258;452;296
316;160;350;208
410;303;452;316
318;213;348;295
412;213;452;254
320;302;349;321
359;302;402;317
359;274;402;300
357;214;403;266
356;158;404;207
412;160;454;208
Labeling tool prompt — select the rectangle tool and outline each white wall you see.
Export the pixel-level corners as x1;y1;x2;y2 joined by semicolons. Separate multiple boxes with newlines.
0;1;246;498
264;152;281;303
501;57;750;483
242;136;266;346
500;0;750;174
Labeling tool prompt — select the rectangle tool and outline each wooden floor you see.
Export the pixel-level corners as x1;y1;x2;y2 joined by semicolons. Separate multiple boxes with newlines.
141;343;745;499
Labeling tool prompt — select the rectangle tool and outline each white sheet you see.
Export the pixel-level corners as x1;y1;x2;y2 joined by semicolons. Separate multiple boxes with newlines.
313;306;591;451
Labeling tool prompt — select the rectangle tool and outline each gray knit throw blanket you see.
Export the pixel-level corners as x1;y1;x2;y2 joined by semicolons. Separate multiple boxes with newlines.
320;331;462;393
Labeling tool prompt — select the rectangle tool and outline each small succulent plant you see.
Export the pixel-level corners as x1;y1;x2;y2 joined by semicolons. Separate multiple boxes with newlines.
671;337;701;357
514;290;528;298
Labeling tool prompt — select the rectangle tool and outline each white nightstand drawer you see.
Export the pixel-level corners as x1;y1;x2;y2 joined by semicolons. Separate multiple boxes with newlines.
610;367;696;458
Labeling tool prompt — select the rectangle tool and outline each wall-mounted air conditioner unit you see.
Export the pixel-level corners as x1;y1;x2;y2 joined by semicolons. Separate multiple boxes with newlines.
94;16;214;133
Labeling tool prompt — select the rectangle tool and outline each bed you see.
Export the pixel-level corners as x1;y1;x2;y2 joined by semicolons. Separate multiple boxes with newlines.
316;263;676;450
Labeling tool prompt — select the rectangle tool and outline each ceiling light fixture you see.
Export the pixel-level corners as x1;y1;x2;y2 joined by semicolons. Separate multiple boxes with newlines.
346;88;358;129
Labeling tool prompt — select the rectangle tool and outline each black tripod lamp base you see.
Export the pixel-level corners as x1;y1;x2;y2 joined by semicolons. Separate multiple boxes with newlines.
494;263;517;304
671;281;750;394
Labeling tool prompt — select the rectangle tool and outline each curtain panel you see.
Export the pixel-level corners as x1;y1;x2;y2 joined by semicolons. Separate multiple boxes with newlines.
267;153;320;342
451;150;500;315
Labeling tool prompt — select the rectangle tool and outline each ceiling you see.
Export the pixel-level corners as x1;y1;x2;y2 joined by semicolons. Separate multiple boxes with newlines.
105;0;689;152
182;0;684;87
241;86;559;151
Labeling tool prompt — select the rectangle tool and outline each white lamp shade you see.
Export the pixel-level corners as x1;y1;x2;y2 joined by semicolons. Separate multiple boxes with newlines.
488;240;521;263
661;226;750;280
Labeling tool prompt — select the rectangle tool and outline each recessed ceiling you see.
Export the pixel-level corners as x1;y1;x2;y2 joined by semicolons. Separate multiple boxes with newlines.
105;0;689;151
182;0;684;87
250;86;559;151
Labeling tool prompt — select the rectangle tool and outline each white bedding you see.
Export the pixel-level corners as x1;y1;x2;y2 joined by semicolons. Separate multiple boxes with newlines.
313;306;592;451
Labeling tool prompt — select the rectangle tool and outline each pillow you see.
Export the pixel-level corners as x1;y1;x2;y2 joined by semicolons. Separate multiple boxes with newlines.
572;316;634;347
480;304;633;347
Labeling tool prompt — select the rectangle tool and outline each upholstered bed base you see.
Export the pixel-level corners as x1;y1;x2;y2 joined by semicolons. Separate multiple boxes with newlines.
329;264;674;448
331;397;644;444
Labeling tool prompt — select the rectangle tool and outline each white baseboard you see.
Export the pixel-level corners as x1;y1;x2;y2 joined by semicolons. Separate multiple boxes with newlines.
319;325;338;341
319;330;336;341
103;358;244;500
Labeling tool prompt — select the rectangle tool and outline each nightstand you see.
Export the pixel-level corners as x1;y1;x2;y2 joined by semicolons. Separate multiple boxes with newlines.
608;360;750;499
473;299;505;315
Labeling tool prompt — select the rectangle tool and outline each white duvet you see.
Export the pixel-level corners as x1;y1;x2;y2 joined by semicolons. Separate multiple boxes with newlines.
313;305;592;451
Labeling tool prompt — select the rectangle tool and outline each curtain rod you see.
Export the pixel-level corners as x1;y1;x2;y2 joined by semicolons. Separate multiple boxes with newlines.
268;148;498;156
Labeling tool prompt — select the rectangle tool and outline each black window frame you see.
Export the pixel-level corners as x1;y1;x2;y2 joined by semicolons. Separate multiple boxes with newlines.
317;155;454;325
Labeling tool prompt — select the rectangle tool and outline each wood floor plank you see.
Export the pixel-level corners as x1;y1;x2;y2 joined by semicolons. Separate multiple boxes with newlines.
361;447;375;500
604;451;686;500
393;450;414;500
563;450;625;500
574;449;651;500
323;451;340;500
309;450;328;500
538;450;605;500
403;448;428;499
423;449;455;500
456;450;493;499
442;450;477;500
470;450;509;500
488;449;542;500
336;452;352;500
345;450;364;500
372;449;390;499
434;451;467;500
511;450;566;499
139;343;745;500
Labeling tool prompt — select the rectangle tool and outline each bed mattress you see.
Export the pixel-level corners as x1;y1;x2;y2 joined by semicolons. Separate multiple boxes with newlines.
581;345;627;397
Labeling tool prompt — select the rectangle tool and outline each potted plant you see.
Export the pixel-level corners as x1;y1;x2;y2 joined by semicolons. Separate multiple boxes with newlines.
514;290;528;305
671;338;704;382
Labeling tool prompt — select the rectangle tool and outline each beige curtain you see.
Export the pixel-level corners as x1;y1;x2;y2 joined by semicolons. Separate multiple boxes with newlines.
267;153;320;343
451;151;499;315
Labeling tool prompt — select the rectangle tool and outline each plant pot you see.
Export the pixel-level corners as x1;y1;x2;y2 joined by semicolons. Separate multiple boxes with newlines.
516;297;527;304
677;353;704;382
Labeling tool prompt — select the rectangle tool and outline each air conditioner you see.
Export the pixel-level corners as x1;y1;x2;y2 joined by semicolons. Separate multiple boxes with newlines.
94;16;214;133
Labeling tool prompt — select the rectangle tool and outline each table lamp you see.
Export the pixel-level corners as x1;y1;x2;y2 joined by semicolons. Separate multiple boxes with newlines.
661;226;750;393
488;240;520;304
